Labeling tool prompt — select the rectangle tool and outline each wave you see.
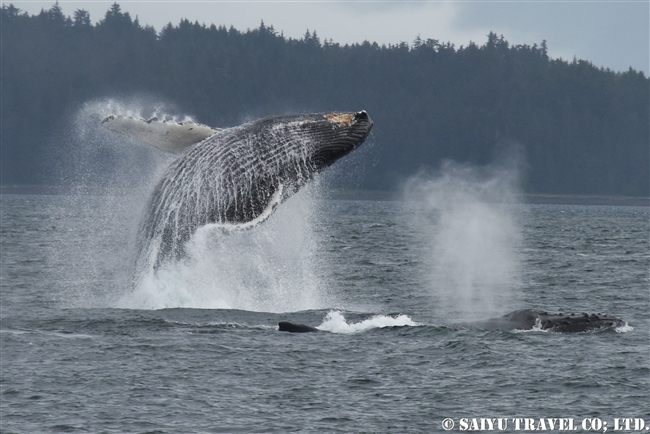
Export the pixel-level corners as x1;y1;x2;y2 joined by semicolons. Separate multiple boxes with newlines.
315;310;418;334
615;322;634;333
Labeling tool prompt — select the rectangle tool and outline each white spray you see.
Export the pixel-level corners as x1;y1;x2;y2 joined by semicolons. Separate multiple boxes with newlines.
316;311;418;334
120;183;332;312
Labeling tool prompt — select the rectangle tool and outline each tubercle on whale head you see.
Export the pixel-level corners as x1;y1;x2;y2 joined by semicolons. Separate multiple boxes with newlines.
324;110;371;128
279;110;371;129
326;112;355;126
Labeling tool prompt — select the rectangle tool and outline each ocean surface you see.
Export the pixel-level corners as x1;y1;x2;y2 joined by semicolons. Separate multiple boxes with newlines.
1;192;648;433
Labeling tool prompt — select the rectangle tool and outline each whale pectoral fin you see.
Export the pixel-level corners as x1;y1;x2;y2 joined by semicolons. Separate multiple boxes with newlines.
101;115;218;153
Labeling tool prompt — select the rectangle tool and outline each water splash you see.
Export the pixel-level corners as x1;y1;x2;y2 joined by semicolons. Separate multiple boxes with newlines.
54;97;177;192
615;322;634;333
403;156;523;322
316;311;418;334
512;317;549;333
44;98;178;308
120;184;334;312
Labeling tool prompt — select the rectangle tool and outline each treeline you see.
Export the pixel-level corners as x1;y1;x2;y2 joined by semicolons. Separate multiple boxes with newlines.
2;3;648;195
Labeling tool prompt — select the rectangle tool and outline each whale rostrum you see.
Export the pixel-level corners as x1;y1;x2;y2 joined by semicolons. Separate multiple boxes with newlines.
102;111;373;280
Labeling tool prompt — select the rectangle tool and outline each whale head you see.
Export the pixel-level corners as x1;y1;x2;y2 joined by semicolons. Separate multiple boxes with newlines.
261;110;373;174
219;110;373;202
309;110;373;170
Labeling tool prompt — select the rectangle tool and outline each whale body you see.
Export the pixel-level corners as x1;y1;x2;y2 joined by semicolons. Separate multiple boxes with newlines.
102;111;373;279
450;309;624;333
278;309;624;333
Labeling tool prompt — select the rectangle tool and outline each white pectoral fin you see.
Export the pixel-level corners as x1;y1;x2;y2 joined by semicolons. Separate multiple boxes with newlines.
101;115;219;153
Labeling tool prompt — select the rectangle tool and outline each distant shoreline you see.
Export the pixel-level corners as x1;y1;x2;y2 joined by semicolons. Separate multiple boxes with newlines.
2;185;648;207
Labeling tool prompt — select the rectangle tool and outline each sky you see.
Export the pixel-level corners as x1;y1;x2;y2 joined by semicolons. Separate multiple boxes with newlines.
7;1;649;74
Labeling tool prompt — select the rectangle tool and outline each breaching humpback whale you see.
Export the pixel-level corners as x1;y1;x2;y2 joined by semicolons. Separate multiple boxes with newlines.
102;111;373;280
278;310;624;333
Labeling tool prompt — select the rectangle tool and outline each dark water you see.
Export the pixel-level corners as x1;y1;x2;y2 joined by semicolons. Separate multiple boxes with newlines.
1;194;648;433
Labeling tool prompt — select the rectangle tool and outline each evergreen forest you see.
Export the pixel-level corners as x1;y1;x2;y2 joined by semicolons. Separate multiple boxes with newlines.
1;3;648;196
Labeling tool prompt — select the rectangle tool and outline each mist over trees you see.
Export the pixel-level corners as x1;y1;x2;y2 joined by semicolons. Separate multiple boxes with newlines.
2;3;648;196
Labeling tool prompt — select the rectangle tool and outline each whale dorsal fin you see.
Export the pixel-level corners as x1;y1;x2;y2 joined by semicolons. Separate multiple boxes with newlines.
101;115;219;153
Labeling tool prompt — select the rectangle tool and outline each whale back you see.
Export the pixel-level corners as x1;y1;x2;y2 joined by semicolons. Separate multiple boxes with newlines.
451;309;624;332
135;111;373;278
